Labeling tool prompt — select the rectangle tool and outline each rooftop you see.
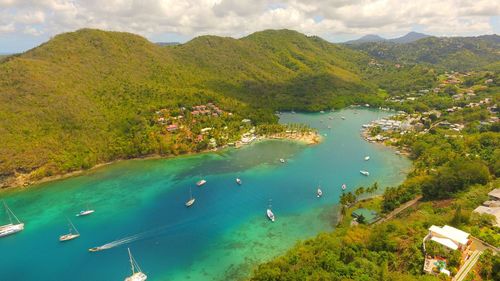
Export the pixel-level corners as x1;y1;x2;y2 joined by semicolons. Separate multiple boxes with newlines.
351;208;379;224
488;188;500;200
473;206;500;227
428;225;470;250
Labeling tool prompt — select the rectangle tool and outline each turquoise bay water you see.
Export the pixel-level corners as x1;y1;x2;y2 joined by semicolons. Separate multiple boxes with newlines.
0;109;410;281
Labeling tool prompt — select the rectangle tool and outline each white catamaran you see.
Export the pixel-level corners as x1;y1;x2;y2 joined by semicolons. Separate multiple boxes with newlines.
124;248;147;281
59;218;80;242
0;201;24;238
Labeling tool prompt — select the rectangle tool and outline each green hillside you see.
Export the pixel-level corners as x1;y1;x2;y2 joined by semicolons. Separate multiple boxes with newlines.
349;35;500;70
0;28;378;187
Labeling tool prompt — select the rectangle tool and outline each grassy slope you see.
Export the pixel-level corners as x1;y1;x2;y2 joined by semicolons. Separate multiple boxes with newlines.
0;29;375;185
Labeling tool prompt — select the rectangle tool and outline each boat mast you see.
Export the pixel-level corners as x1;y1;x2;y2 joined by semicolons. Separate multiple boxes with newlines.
3;201;21;224
68;218;79;235
128;247;136;274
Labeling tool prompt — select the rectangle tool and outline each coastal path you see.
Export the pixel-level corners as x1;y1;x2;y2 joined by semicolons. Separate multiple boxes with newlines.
375;195;422;225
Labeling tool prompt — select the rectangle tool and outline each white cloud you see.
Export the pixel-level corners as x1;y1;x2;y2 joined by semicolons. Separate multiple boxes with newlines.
0;23;15;33
0;0;498;43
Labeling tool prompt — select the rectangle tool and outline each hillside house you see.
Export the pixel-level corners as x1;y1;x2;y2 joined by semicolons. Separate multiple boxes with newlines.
166;124;179;132
426;225;471;252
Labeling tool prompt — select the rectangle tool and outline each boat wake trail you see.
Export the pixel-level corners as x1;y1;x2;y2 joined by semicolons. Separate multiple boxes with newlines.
94;233;144;250
89;216;207;252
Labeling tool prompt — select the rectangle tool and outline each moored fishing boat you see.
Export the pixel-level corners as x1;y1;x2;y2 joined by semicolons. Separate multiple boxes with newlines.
341;184;347;191
360;170;370;176
59;219;80;242
196;179;207;187
236;178;242;185
0;201;24;238
364;156;370;161
124;248;147;281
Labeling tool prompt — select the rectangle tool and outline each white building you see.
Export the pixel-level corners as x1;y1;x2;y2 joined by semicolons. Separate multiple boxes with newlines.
428;225;470;251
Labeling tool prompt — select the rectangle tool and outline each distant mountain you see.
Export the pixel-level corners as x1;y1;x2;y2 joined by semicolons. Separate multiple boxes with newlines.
156;42;180;46
345;34;386;44
389;31;430;43
348;34;500;70
345;32;431;44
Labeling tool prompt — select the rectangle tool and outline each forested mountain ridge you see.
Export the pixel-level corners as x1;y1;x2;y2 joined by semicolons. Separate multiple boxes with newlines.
349;34;500;70
0;28;377;187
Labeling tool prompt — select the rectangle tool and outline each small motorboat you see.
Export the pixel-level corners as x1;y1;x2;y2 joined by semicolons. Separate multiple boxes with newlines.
320;110;325;113
236;178;242;185
360;170;370;176
196;179;207;187
364;156;370;161
317;188;323;198
279;158;285;163
341;116;346;120
76;209;95;217
341;184;347;191
89;247;104;252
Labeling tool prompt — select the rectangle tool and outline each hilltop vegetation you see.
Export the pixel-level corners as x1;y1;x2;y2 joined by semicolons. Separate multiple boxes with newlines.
0;28;381;187
0;29;496;188
349;35;500;71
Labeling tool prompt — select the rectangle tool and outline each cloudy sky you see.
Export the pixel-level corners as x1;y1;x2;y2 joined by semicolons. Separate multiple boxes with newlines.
1;0;499;53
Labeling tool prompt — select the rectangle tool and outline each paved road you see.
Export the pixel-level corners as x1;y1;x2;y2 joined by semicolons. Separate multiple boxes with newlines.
375;195;423;225
470;237;500;253
453;250;481;281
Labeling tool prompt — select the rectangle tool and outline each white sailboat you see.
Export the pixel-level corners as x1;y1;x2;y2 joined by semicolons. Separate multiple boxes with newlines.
124;248;147;281
196;179;207;187
59;218;80;242
185;187;195;207
76;204;95;217
341;184;347;191
0;201;24;238
317;187;323;198
266;200;275;222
